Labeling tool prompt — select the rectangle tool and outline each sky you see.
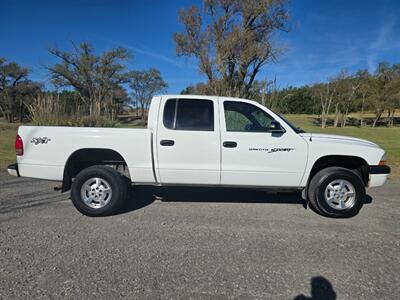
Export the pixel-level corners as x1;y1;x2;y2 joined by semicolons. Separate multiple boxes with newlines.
1;0;399;93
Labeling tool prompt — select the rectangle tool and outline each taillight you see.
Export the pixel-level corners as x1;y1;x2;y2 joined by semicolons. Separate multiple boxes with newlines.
15;134;23;156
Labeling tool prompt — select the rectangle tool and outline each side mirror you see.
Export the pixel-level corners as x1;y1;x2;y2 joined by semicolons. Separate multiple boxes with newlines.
268;120;285;134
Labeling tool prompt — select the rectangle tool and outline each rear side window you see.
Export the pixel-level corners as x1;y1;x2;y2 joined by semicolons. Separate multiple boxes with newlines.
163;99;214;131
163;99;177;129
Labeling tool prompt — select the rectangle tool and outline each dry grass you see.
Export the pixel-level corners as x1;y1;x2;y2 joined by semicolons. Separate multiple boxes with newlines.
28;94;120;127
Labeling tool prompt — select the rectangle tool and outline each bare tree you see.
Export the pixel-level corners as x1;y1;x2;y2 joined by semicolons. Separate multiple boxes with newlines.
262;77;281;111
105;85;130;120
370;62;400;127
129;68;167;120
354;70;372;127
174;0;289;98
313;82;336;128
47;42;132;118
385;64;400;127
336;71;360;127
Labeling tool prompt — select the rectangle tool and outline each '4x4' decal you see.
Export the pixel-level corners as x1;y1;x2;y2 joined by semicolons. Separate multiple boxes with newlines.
31;137;51;145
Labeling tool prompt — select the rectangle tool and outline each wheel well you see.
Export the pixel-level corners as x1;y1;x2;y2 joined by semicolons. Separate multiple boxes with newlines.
62;148;130;192
308;155;369;187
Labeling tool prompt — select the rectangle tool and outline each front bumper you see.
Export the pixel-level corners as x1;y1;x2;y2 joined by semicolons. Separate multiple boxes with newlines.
369;165;391;175
368;165;390;188
7;163;20;177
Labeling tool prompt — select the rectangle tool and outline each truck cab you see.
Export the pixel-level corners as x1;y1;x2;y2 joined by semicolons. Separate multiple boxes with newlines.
152;95;308;187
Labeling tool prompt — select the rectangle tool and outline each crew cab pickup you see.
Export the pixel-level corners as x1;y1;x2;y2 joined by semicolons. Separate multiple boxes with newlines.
8;95;390;217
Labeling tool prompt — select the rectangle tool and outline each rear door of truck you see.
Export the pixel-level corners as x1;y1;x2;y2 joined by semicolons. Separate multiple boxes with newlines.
155;96;221;184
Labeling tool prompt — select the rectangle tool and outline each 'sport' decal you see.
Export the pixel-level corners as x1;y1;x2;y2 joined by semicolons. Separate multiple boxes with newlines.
249;147;295;153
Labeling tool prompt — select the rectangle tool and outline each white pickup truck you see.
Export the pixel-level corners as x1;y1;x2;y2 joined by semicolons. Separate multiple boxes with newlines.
8;95;390;217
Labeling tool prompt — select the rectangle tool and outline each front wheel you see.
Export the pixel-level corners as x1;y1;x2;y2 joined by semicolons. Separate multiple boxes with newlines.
308;167;366;218
71;166;127;216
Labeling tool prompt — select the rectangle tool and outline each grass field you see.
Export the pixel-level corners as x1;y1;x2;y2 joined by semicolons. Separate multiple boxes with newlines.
1;116;399;180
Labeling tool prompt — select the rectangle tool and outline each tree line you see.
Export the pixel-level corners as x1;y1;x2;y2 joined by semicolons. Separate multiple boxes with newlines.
182;62;400;128
261;63;400;128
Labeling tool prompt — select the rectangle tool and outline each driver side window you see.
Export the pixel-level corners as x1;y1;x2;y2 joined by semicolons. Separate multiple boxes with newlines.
224;101;274;132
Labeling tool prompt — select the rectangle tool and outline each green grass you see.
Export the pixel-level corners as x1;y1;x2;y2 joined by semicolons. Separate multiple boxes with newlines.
1;116;399;181
285;114;400;181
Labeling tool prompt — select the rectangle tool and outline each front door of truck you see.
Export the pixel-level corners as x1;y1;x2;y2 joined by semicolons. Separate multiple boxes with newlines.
219;99;307;187
155;97;221;184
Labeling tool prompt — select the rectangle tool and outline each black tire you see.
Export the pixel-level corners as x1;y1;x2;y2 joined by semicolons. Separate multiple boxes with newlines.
71;165;127;216
308;167;366;218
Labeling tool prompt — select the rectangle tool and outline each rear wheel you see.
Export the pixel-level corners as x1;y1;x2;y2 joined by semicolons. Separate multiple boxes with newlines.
308;167;366;218
71;166;127;216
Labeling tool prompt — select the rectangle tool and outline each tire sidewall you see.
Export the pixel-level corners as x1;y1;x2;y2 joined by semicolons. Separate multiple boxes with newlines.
314;169;365;217
71;166;125;216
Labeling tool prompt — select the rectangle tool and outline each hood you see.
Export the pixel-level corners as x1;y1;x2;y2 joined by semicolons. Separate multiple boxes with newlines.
300;133;380;148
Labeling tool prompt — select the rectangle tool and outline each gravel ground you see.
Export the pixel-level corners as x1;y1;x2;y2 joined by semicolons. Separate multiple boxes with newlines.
0;171;399;299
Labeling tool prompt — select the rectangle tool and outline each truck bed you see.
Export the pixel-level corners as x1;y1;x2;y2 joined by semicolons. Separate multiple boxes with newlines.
16;126;154;182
